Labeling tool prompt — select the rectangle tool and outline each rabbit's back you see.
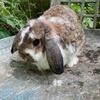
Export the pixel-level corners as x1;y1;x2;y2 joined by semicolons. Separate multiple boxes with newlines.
42;5;85;55
43;5;78;22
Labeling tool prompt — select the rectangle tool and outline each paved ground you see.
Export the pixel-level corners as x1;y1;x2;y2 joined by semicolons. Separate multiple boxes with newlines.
0;30;100;100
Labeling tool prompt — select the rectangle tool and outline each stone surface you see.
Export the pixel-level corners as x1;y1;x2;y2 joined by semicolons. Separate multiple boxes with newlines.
0;31;100;100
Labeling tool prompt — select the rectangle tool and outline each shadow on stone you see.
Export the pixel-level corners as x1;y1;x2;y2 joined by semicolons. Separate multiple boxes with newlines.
9;60;55;84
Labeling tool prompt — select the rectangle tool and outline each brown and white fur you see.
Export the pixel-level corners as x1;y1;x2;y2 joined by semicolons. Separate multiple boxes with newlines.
11;5;85;74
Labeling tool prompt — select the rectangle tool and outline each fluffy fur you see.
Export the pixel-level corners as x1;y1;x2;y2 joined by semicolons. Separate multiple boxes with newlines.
11;5;85;73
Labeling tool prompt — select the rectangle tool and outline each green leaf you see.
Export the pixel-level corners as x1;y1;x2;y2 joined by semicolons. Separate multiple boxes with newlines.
6;19;16;28
0;28;11;39
70;3;81;13
83;18;93;29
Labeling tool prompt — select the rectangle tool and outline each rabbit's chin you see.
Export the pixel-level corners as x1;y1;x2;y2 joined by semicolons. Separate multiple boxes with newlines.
34;54;50;70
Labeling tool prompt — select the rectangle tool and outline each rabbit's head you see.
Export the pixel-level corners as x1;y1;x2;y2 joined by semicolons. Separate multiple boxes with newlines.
11;19;64;74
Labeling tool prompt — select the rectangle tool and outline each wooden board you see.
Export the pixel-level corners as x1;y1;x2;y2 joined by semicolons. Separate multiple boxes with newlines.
0;31;100;100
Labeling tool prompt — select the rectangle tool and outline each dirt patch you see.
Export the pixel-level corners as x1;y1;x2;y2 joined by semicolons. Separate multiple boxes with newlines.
93;68;100;74
84;48;100;63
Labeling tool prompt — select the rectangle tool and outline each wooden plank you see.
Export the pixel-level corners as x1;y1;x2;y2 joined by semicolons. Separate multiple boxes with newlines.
0;31;100;100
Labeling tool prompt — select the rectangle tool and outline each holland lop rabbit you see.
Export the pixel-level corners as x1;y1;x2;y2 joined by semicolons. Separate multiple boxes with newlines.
11;5;85;74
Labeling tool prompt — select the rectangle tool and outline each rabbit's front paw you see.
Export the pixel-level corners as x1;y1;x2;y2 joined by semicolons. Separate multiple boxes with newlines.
68;56;79;67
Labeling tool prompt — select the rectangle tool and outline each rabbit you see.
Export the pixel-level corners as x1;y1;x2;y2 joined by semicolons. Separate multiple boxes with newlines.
11;5;85;74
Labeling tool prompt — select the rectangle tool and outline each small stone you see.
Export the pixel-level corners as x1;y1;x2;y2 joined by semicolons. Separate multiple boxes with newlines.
52;79;63;86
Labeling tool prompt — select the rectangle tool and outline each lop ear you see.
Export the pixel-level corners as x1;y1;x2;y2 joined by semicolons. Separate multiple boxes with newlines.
45;39;64;74
11;33;20;53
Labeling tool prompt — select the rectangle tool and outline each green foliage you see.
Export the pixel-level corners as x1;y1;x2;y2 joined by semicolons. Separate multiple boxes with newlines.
70;3;95;29
0;0;28;37
83;18;93;29
96;17;100;29
84;3;95;14
0;0;50;38
0;0;99;39
70;3;81;13
0;27;11;39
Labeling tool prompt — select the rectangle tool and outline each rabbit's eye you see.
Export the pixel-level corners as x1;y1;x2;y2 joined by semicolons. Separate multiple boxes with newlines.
33;39;40;46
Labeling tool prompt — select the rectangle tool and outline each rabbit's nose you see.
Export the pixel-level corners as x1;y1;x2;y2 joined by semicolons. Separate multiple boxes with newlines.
24;53;37;63
18;51;28;60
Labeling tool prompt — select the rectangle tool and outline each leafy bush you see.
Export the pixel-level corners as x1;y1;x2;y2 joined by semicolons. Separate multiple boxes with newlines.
0;0;50;38
0;0;28;33
70;3;95;29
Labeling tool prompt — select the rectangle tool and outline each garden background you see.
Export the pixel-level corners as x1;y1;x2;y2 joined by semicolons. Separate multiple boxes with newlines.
0;0;100;39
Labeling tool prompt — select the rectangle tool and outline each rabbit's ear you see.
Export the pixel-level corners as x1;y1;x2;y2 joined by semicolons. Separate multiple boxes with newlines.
11;33;20;53
45;39;64;74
